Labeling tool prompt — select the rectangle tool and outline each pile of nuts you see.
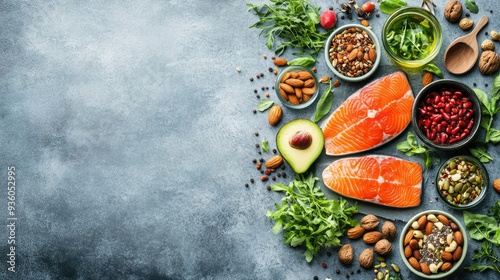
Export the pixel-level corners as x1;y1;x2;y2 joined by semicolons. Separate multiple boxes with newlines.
437;157;485;206
403;213;464;275
278;69;317;105
328;27;377;78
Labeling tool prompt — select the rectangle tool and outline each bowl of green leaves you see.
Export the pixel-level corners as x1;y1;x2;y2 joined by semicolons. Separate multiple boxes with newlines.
381;7;442;68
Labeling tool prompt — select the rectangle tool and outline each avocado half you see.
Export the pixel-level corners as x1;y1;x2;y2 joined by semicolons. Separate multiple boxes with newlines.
276;119;324;174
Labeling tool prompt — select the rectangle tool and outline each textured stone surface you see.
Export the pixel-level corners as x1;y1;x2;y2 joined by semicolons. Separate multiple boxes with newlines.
0;0;498;279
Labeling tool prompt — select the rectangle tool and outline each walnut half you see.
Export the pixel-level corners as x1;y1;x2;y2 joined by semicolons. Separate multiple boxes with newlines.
444;0;463;23
479;50;500;75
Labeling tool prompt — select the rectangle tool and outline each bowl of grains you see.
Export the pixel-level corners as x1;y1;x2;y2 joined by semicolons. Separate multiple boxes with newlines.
399;210;468;279
436;155;489;209
324;24;381;82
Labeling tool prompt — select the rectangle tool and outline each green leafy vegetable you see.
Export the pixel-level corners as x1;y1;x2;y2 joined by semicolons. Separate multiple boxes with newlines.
379;0;407;14
423;63;443;78
386;18;435;60
287;56;316;67
267;173;359;262
257;98;274;111
262;138;269;153
313;79;333;123
469;142;493;163
464;201;500;274
465;0;479;14
247;0;328;55
396;132;439;168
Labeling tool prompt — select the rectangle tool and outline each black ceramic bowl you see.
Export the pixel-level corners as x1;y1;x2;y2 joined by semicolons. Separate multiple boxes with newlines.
411;79;481;151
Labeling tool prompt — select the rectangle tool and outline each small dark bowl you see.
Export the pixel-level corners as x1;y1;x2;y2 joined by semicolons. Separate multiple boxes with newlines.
436;155;489;209
411;79;481;151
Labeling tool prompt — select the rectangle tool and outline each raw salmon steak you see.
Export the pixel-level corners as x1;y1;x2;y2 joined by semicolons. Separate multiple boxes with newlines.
322;71;413;155
322;155;422;208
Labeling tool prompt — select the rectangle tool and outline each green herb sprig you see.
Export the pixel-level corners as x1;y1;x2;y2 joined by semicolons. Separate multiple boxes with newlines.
313;79;334;123
465;0;479;14
267;173;359;262
379;0;407;14
396;132;439;168
247;0;328;56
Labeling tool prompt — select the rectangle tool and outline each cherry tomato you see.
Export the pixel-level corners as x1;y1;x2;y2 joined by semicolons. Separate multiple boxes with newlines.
362;2;376;13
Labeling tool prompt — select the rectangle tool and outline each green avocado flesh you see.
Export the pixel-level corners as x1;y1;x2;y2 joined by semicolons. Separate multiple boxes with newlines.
276;119;324;174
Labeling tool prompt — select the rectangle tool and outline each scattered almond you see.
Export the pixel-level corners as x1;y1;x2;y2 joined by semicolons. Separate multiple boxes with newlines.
363;231;383;244
333;79;341;87
422;72;433;86
320;76;330;83
493;178;500;193
273;58;288;66
268;105;283;126
347;226;365;239
265;155;283;169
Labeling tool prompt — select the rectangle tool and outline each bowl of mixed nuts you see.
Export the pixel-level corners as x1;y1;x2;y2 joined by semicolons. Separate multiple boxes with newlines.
436;155;489;209
399;210;468;279
412;79;482;151
275;65;319;109
324;24;380;82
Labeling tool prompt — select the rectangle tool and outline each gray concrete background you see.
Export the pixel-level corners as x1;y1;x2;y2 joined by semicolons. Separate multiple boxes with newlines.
0;0;498;279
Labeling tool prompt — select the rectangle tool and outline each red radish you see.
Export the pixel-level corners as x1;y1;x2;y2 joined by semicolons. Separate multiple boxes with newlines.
362;2;376;13
320;10;337;29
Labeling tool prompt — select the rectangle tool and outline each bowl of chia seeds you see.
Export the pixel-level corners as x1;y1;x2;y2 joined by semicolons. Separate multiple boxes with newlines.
436;155;489;209
399;210;468;279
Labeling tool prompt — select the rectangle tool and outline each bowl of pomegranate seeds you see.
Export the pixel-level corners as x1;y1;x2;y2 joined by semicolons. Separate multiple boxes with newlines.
412;80;481;151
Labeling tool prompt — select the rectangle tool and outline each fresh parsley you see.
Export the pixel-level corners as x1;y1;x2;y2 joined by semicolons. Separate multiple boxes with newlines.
247;0;328;56
262;138;269;153
267;173;359;262
313;79;334;123
396;132;439;168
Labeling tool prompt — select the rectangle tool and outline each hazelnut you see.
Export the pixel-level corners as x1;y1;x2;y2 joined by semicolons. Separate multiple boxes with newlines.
491;30;500;42
360;214;380;230
374;239;393;256
338;244;354;265
359;248;374;269
444;0;463;23
381;221;397;240
459;18;474;30
479;50;500;75
482;39;495;51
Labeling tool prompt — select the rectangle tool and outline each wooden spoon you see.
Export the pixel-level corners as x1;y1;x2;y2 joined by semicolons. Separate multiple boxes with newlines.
444;16;489;75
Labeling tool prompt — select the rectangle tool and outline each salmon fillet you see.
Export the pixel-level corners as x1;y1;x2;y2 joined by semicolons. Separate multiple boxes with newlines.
322;155;422;208
322;71;413;155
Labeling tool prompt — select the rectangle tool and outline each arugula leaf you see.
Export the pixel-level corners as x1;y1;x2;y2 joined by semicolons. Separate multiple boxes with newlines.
379;0;407;14
396;132;439;168
469;144;493;163
313;80;334;123
262;138;269;153
267;173;358;262
257;98;274;111
423;63;444;78
463;210;500;245
247;0;328;55
386;18;434;60
489;201;500;222
465;0;479;14
288;56;316;67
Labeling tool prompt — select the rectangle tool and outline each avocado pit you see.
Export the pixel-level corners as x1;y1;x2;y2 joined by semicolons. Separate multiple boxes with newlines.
289;131;312;150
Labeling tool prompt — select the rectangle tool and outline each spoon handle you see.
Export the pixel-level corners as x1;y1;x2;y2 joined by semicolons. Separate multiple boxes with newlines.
470;16;489;37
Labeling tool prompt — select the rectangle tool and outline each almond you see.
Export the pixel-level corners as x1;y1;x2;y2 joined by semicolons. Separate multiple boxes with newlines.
273;58;288;66
422;72;433;86
347;48;358;61
265;155;283;169
280;72;291;83
347;227;365;239
288;94;299;105
404;229;414;246
420;263;431;275
284;78;304;88
437;214;450;226
363;231;383;244
360;214;380;230
408;257;421;271
302;87;316;95
268;105;283;126
425;221;434;235
417;215;427;229
441;262;453;272
294;87;303;101
346;44;354;52
453;245;463;261
303;94;311;102
441;251;453;262
413;249;421;260
404;245;412;258
409;239;420;250
368;48;377;63
297;71;313;81
493;178;500;193
289;72;299;79
279;83;295;95
303;79;315;88
278;88;289;101
454;231;464;246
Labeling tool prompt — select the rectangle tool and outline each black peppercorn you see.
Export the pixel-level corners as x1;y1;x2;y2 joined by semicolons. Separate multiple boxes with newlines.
245;183;249;188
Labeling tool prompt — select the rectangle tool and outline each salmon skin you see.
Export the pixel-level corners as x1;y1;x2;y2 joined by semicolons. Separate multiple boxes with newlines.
322;155;422;208
322;71;413;155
